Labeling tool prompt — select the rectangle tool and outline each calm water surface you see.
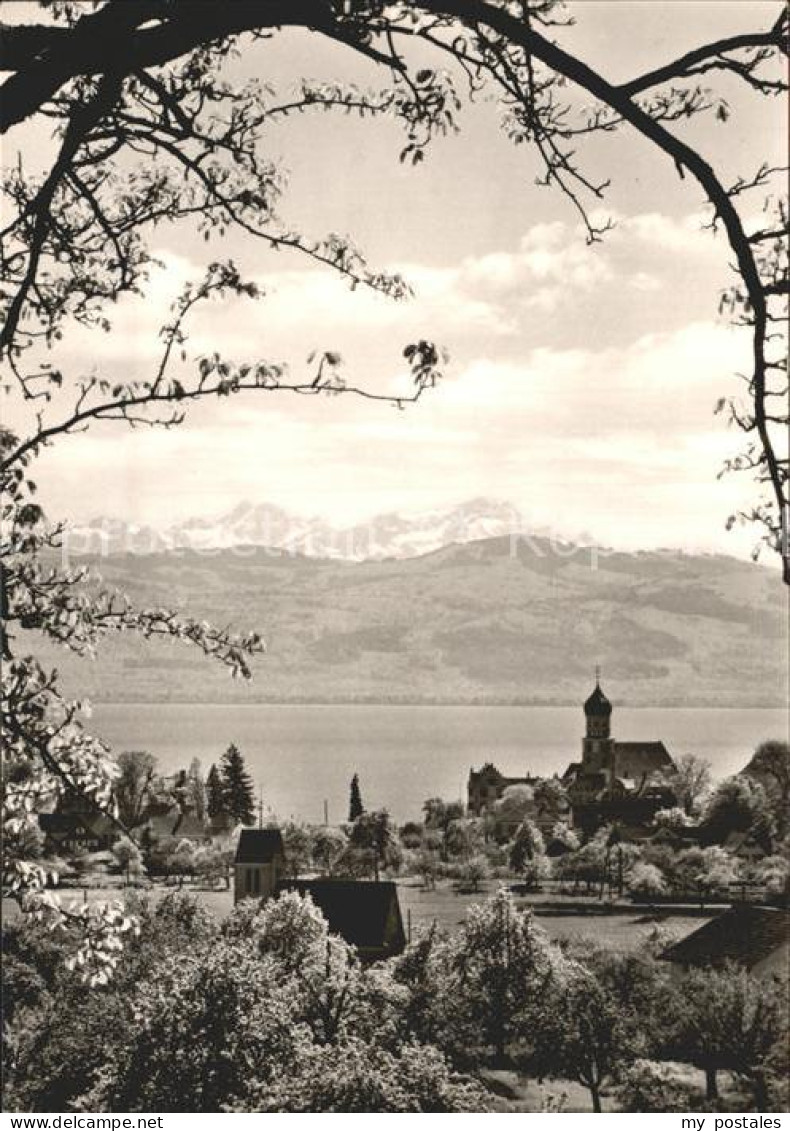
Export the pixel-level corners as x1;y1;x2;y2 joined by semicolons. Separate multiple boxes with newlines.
89;704;788;823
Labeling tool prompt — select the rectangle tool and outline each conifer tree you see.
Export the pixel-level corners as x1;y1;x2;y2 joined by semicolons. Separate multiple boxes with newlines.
186;757;206;820
220;745;255;826
206;763;227;821
348;773;364;823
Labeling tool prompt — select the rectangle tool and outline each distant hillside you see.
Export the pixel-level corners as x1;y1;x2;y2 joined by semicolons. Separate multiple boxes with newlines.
32;535;787;707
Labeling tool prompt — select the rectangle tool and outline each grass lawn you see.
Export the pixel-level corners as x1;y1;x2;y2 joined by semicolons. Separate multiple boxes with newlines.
3;878;710;952
397;879;710;950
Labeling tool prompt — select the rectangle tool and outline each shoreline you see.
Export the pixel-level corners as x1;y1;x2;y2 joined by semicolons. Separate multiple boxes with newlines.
87;700;789;711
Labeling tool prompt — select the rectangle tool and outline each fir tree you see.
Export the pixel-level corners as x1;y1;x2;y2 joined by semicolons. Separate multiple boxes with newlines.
220;745;255;826
186;757;206;820
206;763;226;821
348;773;364;823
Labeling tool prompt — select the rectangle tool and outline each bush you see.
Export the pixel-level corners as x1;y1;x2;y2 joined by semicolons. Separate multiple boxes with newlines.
628;863;667;900
400;822;424;849
250;1039;489;1112
616;1060;699;1112
451;855;490;892
751;855;790;898
653;808;692;831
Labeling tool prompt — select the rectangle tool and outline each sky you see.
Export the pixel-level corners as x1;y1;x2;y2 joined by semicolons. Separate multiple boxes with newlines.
4;0;787;557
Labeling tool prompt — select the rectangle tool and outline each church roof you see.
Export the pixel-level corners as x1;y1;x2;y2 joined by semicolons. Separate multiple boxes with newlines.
234;828;284;864
469;762;504;781
584;682;612;718
661;906;790;971
275;879;405;955
614;741;674;776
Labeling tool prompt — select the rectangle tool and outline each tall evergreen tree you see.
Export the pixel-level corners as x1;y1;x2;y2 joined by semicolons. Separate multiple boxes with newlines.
206;763;226;821
220;745;255;826
348;773;364;823
186;757;206;820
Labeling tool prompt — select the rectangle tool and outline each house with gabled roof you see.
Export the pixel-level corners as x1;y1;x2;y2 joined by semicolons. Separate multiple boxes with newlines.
232;829;406;961
39;788;118;854
39;810;117;854
133;799;211;849
661;905;790;979
233;828;285;903
276;879;406;962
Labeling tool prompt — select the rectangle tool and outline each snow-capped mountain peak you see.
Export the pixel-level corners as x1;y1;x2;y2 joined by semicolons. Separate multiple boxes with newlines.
65;498;532;561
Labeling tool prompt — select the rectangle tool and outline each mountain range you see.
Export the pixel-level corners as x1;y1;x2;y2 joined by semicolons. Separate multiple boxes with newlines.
34;522;788;708
66;498;544;562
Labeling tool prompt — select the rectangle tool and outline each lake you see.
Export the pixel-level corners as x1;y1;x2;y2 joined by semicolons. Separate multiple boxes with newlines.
89;704;789;823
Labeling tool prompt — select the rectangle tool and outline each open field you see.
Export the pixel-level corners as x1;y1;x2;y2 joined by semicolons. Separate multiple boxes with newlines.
397;881;710;949
3;879;712;952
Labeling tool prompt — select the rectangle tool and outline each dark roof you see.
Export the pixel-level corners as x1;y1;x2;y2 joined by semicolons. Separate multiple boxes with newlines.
469;763;538;786
469;762;504;780
661;906;790;971
39;813;83;835
614;741;674;776
234;828;285;864
39;812;114;839
569;770;609;792
275;879;405;952
584;681;612;718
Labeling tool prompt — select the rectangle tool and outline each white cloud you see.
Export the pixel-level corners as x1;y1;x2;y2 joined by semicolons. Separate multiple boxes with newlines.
439;320;749;440
630;272;662;292
30;312;757;557
623;211;712;251
19;205;762;558
43;206;731;397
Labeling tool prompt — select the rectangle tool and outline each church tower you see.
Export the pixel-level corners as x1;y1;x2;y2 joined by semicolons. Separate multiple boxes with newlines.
582;672;615;777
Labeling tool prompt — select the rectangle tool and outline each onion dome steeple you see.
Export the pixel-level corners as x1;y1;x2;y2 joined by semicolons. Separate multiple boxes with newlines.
583;668;612;747
584;680;612;719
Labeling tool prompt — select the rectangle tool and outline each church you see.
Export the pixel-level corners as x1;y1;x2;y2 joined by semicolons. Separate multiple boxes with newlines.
467;677;677;833
561;676;677;831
